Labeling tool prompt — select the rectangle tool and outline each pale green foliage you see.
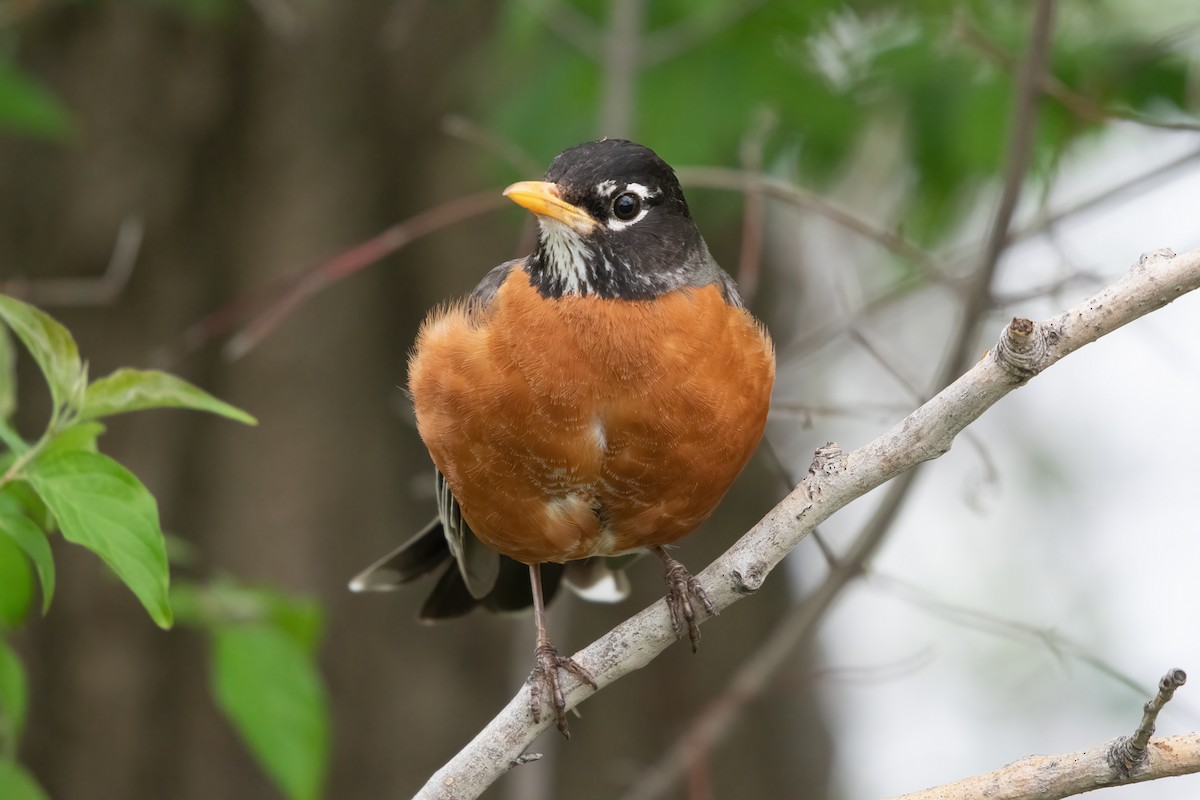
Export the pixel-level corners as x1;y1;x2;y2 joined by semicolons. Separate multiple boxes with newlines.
0;293;326;800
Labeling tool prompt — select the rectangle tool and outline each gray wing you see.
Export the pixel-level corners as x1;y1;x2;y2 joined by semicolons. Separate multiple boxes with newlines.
417;260;523;598
347;515;449;592
716;269;746;307
347;459;501;600
348;470;505;604
437;469;500;599
467;258;523;310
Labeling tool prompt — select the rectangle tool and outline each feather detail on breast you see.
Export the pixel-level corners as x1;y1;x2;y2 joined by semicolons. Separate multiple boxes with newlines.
408;263;774;564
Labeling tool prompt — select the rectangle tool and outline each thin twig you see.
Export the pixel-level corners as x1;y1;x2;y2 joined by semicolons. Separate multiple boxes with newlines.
441;116;543;176
517;0;601;59
782;274;924;362
944;0;1056;376
867;572;1151;697
641;1;767;66
733;108;777;305
1109;668;1189;774
598;0;643;137
1006;146;1200;248
992;270;1105;306
0;215;143;307
223;191;507;360
769;400;915;427
167;191;507;363
805;648;937;688
676;167;946;283
955;12;1200;133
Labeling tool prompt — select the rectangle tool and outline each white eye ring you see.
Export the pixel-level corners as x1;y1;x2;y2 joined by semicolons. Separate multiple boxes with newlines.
604;182;657;231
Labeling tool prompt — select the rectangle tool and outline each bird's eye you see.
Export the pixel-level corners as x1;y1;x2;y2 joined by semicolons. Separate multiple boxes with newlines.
612;192;641;221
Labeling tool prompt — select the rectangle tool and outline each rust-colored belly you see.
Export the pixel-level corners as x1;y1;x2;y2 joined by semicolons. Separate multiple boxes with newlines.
408;265;775;564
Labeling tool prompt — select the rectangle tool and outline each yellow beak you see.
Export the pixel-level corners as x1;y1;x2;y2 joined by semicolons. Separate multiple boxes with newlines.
503;181;597;233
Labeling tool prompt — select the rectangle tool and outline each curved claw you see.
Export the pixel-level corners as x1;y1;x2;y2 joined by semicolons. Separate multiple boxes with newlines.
655;548;717;652
529;642;596;737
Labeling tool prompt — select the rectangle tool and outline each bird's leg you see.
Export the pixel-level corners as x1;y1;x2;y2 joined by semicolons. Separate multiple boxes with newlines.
652;546;717;653
528;563;596;737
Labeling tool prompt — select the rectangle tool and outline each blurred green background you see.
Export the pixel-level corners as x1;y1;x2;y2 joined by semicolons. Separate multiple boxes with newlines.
2;1;1199;798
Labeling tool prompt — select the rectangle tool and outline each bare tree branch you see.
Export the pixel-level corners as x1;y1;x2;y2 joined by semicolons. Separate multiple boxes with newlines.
1005;145;1200;249
640;1;766;66
413;248;1200;800
867;572;1151;696
955;11;1200;133
732;107;776;306
0;215;143;307
888;670;1194;800
165;191;506;364
517;0;602;60
676;166;945;281
1111;669;1189;773
945;0;1055;374
440;115;542;176
598;0;643;137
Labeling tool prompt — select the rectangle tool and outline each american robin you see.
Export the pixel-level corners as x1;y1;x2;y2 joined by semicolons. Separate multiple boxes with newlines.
351;139;775;735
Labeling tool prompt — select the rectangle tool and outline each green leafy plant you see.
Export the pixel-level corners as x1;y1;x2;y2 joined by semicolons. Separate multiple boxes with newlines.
173;580;330;800
0;294;329;800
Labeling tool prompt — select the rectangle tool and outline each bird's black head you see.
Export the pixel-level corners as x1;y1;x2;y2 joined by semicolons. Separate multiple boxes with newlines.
505;139;726;301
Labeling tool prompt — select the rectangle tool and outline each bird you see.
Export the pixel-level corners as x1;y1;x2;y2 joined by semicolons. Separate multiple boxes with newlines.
350;139;775;735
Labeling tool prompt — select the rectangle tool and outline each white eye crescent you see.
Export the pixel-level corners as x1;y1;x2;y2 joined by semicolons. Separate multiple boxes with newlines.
604;183;658;231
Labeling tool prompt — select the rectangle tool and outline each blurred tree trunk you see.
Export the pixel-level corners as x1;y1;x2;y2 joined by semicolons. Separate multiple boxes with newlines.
2;3;829;798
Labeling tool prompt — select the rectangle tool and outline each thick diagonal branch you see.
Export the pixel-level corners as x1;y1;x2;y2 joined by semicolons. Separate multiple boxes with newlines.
413;248;1200;800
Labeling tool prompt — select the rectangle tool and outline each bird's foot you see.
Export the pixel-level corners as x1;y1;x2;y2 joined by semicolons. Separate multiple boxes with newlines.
658;551;717;652
529;641;596;737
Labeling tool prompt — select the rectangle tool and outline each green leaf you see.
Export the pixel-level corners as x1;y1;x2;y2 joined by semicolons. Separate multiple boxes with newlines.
0;63;74;142
82;368;256;425
0;762;50;800
213;625;329;800
0;502;55;614
259;590;323;655
26;450;171;628
0;534;33;628
0;295;83;416
40;421;105;459
0;327;15;421
0;483;52;534
172;581;323;654
0;637;28;745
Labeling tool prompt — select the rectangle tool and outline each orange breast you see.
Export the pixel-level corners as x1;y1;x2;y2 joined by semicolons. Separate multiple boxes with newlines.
408;265;775;564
